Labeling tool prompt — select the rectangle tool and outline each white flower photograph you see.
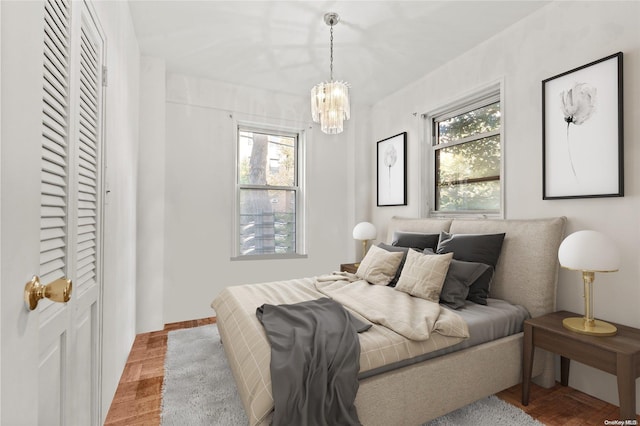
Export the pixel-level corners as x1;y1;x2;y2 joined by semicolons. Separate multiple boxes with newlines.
377;132;407;206
543;52;623;199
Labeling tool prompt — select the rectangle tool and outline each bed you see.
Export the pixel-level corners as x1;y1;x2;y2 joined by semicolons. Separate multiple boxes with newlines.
212;216;566;425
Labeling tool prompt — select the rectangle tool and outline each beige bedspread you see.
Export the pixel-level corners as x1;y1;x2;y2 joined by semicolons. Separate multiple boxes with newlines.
211;276;469;426
315;275;469;341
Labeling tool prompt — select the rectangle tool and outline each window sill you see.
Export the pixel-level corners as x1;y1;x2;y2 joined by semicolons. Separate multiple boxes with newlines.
230;253;308;261
429;211;504;220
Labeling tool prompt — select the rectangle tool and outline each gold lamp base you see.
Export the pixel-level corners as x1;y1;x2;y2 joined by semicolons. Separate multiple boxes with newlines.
562;317;617;337
356;239;369;267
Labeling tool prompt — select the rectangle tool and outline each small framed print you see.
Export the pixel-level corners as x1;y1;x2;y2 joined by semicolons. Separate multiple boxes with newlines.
377;132;407;206
543;52;623;199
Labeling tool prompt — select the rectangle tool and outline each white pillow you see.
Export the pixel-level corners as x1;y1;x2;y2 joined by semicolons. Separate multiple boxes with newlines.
356;244;404;286
395;250;453;302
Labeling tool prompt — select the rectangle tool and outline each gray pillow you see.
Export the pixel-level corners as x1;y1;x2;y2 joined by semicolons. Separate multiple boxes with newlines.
465;266;494;305
436;231;506;268
392;231;440;251
423;249;491;308
435;232;504;304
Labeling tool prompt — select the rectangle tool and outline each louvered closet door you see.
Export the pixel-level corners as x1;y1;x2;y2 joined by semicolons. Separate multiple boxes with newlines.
40;0;70;291
37;0;106;424
69;6;105;425
38;1;73;424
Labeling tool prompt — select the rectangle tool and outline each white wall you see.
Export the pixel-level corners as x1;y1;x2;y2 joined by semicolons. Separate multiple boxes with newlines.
0;2;3;419
90;1;141;421
369;1;640;411
136;56;166;333
157;74;362;324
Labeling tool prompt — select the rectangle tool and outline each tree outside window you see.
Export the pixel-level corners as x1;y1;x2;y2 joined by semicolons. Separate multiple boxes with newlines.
433;98;501;213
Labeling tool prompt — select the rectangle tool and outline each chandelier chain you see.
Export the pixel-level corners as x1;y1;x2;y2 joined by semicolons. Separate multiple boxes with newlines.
329;25;334;81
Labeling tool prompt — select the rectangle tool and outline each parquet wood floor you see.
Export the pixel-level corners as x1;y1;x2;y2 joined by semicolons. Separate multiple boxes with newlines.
104;317;637;425
103;317;215;426
499;382;639;425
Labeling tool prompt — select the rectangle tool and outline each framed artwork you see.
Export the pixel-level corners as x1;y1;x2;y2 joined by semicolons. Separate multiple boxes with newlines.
543;52;623;199
377;132;407;206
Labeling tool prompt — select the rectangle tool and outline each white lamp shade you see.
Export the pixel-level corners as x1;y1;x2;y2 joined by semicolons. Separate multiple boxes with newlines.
352;222;377;240
558;230;621;272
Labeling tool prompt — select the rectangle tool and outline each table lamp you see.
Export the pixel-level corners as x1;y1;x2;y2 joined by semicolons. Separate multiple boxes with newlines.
352;222;377;265
558;230;621;336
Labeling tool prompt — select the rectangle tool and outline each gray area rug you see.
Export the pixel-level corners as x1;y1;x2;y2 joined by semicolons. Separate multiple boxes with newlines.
162;324;544;426
161;324;247;425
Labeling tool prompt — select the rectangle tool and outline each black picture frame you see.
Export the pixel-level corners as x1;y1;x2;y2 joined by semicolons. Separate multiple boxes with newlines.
377;132;407;206
542;52;623;199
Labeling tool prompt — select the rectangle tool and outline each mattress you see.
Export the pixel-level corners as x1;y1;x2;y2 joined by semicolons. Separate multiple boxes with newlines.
359;297;530;378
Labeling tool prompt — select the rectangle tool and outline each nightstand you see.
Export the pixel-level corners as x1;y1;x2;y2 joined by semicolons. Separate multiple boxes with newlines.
522;310;640;421
340;263;358;274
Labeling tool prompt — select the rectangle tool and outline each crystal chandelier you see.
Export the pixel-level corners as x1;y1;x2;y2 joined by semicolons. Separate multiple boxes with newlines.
311;12;350;135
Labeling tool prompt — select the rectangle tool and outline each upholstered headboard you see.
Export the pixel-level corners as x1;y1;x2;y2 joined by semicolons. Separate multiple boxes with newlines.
386;216;567;318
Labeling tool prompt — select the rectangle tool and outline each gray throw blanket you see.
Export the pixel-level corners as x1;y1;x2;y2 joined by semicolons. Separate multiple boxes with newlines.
256;298;371;426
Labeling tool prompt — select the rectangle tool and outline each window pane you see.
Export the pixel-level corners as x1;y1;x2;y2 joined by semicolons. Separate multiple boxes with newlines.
437;102;500;144
437;135;500;182
238;131;296;186
436;135;500;211
436;180;500;211
239;189;296;255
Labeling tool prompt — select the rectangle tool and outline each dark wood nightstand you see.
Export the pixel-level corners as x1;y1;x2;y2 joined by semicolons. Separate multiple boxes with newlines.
340;263;358;274
522;310;640;421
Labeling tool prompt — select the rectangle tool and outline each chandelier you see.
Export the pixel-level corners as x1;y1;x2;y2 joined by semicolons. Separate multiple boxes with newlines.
311;12;350;135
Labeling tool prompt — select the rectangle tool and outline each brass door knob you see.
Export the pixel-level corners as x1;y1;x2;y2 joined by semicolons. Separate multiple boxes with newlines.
24;276;72;311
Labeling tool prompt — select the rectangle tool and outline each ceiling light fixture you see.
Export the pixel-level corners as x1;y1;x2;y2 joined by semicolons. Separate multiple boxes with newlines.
311;12;350;135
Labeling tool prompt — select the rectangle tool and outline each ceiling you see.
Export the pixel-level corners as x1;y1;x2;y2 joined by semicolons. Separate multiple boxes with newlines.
128;1;549;105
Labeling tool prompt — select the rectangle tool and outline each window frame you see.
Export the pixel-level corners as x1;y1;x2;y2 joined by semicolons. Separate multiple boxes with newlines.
422;82;505;218
232;122;307;260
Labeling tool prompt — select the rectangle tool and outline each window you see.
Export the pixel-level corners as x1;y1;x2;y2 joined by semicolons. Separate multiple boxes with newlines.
236;126;303;257
431;92;502;214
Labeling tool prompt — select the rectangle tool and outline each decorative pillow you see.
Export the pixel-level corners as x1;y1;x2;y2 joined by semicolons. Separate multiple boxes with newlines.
392;231;440;251
436;232;506;268
356;244;404;286
435;232;504;304
465;266;494;305
423;248;491;308
395;250;453;302
377;243;410;287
